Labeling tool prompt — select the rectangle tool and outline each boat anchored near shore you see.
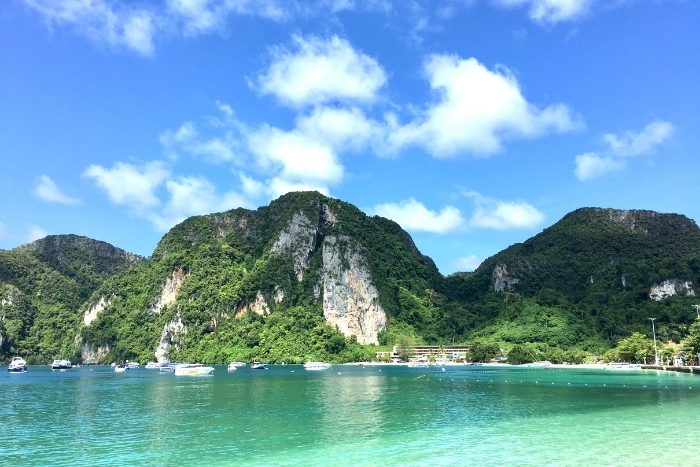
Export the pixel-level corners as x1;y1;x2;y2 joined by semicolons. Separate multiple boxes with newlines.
50;359;72;370
8;357;27;372
303;362;332;370
173;363;214;376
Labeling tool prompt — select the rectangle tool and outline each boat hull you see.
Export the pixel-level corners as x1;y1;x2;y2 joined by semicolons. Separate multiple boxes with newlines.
174;366;214;376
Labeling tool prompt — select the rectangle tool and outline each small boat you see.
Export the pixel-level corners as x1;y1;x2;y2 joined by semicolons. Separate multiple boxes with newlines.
114;364;128;373
604;362;642;370
303;361;332;370
145;361;163;369
522;361;553;367
228;362;246;371
159;362;187;373
126;362;140;369
407;362;430;368
173;363;214;376
8;357;27;372
50;359;72;370
251;362;267;370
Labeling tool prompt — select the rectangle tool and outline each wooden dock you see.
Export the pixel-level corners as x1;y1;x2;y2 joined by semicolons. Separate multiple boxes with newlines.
641;365;700;374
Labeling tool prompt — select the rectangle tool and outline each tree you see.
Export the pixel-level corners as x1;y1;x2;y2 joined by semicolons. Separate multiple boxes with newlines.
605;332;654;363
395;334;415;362
682;318;700;356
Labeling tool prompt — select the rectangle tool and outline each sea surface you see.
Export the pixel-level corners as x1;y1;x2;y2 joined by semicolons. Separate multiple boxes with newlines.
2;364;699;466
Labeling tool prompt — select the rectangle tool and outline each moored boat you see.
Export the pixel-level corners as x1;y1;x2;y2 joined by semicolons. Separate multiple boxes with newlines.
145;361;163;369
522;361;553;367
50;359;72;370
303;361;332;370
114;364;128;373
126;361;140;369
407;362;430;368
173;363;214;376
251;362;267;370
604;362;642;370
8;356;27;372
228;362;246;371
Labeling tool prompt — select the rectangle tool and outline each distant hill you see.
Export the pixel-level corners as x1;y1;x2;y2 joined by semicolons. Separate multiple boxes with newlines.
4;199;700;365
79;191;466;364
0;236;144;361
446;208;700;349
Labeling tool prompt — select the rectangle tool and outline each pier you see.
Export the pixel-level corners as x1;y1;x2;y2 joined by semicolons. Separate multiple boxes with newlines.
641;365;700;374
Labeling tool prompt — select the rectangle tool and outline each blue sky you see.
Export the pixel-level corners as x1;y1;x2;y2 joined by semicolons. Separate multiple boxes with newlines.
1;0;698;274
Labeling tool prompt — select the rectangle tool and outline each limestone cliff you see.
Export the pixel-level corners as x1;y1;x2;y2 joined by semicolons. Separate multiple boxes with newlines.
321;235;386;345
149;268;189;314
154;312;187;363
650;279;696;301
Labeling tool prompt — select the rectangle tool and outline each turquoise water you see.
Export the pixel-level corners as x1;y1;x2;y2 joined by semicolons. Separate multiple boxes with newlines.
2;365;699;466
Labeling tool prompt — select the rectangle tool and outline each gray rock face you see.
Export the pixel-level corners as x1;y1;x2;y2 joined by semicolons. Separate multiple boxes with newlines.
83;295;111;326
321;235;386;345
650;279;696;301
149;268;189;315
81;343;110;364
154;312;187;364
271;212;317;281
492;263;519;292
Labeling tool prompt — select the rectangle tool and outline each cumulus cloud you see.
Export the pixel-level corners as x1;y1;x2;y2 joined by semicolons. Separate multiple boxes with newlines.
454;255;483;271
23;0;156;55
389;55;581;157
603;121;674;157
32;175;81;205
256;35;387;108
371;198;466;234
573;153;625;181
495;0;594;24
84;160;252;231
465;191;544;229
574;120;674;181
26;226;49;243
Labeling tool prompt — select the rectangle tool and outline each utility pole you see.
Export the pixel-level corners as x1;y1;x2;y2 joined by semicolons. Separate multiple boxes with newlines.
694;304;700;319
649;318;658;366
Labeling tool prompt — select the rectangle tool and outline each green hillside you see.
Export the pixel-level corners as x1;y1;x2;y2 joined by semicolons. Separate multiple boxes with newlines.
0;236;144;361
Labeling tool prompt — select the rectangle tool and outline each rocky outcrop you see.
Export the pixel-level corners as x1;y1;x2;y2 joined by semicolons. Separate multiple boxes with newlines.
154;312;187;363
149;268;189;314
271;212;317;281
235;291;270;317
271;204;338;282
81;343;110;364
321;235;386;345
492;263;519;292
650;279;696;301
83;295;111;326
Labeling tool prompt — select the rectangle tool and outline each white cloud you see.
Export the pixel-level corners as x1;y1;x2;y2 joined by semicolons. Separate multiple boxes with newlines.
256;35;387;108
574;120;673;181
26;226;49;243
454;255;483;271
496;0;594;24
603;120;674;157
295;106;383;151
371;198;466;234
574;152;625;181
23;0;156;55
246;124;345;197
84;161;170;215
389;55;581;157
465;191;544;229
84;160;253;231
32;175;81;205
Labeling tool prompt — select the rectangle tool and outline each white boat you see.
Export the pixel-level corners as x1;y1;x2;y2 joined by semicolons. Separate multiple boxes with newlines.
50;359;72;370
8;357;27;372
303;361;332;370
114;364;128;373
251;362;268;370
145;361;163;369
522;361;553;367
126;362;140;369
228;362;246;371
174;363;214;376
407;362;430;368
604;362;642;370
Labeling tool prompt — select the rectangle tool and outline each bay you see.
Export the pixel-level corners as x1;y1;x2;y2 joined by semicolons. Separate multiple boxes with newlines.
2;365;699;466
